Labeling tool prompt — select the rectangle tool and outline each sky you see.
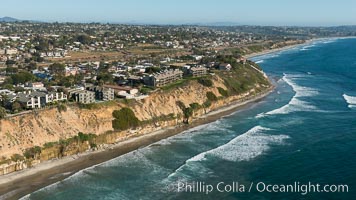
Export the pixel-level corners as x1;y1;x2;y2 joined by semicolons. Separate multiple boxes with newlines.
1;0;356;26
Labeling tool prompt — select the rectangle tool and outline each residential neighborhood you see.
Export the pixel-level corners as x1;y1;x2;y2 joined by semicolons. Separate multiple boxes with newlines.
1;21;354;116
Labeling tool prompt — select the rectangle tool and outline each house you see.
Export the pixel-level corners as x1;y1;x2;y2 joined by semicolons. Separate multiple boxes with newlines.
0;76;7;84
0;89;15;101
29;82;45;88
65;67;78;77
117;91;135;99
218;63;232;71
103;85;138;95
5;49;18;55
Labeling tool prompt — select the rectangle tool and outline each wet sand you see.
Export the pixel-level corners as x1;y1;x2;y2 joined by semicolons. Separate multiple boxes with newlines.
0;87;273;200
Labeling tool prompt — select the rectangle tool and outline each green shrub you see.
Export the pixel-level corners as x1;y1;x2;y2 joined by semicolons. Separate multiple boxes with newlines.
0;107;6;119
90;143;97;149
43;142;57;149
112;108;140;131
57;104;67;112
198;78;213;87
76;132;96;142
217;87;229;97
11;154;25;162
140;87;152;95
189;103;201;110
206;92;218;101
78;103;99;110
183;107;194;118
203;100;212;108
176;101;186;110
23;146;41;159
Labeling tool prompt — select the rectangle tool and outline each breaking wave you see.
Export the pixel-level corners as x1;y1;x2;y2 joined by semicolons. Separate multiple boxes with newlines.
257;74;318;117
255;60;264;64
343;94;356;108
166;126;289;180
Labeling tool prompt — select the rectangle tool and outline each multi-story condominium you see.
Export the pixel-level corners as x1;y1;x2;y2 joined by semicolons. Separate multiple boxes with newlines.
16;93;45;108
189;66;208;77
15;91;68;109
143;69;183;87
46;92;67;103
87;86;115;101
71;90;96;104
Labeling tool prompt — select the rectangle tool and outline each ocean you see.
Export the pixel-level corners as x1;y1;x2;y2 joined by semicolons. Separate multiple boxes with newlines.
23;38;356;200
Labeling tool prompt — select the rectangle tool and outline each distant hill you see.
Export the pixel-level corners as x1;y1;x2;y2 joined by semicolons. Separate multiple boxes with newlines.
0;16;20;22
182;21;241;27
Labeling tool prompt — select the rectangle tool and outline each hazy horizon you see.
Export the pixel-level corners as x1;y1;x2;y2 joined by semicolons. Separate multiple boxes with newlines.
1;0;356;26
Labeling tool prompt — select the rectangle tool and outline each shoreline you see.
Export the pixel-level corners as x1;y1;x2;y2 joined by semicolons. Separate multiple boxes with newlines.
245;36;356;59
0;87;274;199
0;37;316;199
245;40;312;59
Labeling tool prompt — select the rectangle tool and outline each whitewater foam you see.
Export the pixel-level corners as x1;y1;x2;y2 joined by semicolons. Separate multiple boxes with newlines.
257;74;319;117
343;94;356;108
255;60;264;64
166;126;289;180
300;44;316;51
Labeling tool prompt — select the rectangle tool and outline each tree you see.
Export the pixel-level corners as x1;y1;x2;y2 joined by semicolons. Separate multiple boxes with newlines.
5;60;16;66
34;37;49;51
97;72;113;84
6;67;18;74
49;63;65;75
11;101;22;112
75;34;92;45
145;67;161;74
26;62;37;71
11;72;35;85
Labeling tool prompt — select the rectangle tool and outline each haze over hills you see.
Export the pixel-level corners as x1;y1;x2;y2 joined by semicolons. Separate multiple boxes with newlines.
0;16;20;22
0;16;42;23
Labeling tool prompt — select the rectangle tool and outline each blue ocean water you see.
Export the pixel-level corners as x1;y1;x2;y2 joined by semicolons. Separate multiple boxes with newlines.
24;38;356;200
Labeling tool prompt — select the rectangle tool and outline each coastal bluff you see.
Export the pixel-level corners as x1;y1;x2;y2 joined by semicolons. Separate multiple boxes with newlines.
0;63;271;175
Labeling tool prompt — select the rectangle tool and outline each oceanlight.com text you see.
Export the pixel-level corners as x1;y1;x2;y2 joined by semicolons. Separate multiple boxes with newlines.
176;181;349;195
255;182;349;195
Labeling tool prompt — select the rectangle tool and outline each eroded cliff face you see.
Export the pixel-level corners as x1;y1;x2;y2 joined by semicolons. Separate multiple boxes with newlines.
0;74;263;159
0;104;118;158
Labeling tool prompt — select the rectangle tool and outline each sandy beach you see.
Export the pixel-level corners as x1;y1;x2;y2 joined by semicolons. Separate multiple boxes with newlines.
245;40;313;59
0;87;273;200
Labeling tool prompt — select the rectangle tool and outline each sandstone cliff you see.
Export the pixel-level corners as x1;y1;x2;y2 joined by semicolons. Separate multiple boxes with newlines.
0;64;271;174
